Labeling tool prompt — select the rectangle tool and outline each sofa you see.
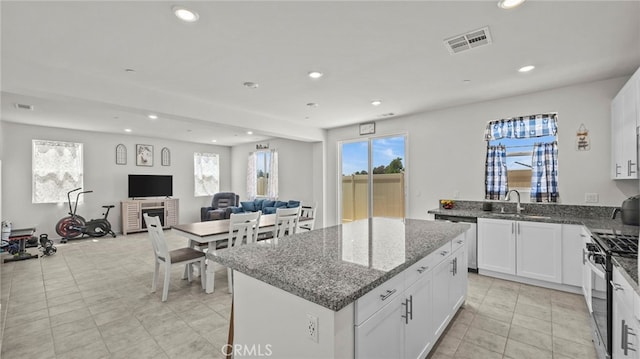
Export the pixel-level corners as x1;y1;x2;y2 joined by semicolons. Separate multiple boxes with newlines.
230;199;300;215
200;192;240;221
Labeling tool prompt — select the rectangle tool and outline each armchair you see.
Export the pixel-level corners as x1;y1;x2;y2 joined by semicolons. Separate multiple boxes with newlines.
200;192;240;221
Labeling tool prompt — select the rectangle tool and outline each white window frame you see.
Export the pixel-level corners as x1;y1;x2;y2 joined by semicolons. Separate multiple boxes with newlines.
194;152;220;197
32;140;83;203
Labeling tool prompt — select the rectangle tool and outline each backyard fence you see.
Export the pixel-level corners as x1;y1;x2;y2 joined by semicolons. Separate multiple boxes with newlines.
342;173;405;222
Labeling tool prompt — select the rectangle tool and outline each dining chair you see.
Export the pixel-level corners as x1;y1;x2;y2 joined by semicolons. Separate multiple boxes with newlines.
273;206;301;240
224;211;261;293
297;202;317;232
143;213;206;301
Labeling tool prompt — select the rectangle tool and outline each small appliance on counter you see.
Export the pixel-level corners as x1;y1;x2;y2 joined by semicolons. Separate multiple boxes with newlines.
611;195;640;226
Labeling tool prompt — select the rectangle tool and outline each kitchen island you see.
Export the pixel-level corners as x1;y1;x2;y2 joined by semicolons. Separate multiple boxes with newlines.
210;217;470;359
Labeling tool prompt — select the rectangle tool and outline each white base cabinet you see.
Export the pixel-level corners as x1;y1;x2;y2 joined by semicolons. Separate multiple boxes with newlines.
612;266;639;358
478;218;562;283
355;234;467;359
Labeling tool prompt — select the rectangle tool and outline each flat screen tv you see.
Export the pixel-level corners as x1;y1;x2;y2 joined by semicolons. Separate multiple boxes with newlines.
128;175;173;198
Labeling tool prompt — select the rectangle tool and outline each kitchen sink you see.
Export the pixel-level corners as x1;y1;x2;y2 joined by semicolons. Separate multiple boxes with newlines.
495;213;551;220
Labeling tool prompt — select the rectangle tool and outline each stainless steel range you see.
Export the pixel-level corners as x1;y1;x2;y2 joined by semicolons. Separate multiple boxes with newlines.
586;230;639;359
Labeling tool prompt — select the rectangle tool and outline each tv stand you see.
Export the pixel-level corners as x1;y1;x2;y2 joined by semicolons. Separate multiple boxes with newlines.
121;198;179;235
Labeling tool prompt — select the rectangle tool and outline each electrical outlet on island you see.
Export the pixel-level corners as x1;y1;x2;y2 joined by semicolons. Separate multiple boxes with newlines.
307;314;319;343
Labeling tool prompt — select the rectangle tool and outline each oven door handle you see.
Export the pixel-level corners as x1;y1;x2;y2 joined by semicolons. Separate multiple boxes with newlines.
585;257;606;279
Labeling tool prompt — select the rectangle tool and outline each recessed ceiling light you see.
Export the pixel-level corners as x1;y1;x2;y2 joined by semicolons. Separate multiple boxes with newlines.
518;65;535;73
497;0;526;9
306;102;319;107
124;128;132;133
243;82;259;89
173;6;199;22
124;68;135;72
211;139;217;143
308;71;324;79
463;79;471;83
371;100;382;106
147;114;158;120
247;131;253;135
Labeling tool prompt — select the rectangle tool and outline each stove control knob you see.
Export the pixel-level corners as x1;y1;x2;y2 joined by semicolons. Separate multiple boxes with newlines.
586;243;599;252
594;255;606;265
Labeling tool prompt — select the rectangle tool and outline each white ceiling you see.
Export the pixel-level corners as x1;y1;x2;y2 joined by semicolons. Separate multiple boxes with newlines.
2;1;639;146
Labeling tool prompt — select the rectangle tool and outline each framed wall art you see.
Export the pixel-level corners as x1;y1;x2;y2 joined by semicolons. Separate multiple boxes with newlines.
161;147;171;166
115;144;127;165
136;144;153;166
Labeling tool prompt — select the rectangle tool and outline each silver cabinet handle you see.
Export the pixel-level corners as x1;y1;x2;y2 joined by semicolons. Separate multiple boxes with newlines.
401;296;413;324
401;298;409;324
408;295;413;320
616;163;622;177
456;239;463;244
417;266;429;274
629;160;637;176
512;222;514;234
440;250;448;256
379;289;396;301
517;222;520;235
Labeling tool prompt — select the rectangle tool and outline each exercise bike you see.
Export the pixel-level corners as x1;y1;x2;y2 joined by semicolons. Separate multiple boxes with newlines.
55;188;116;243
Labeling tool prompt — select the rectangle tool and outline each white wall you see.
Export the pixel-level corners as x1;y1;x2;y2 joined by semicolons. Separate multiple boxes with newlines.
230;138;322;225
1;122;231;237
325;76;638;226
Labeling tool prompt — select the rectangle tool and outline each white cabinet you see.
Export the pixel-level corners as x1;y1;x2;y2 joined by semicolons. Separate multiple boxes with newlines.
433;239;467;339
477;218;516;275
516;221;562;283
477;218;562;283
612;67;640;179
355;233;467;359
561;224;587;287
404;270;434;359
612;266;639;358
121;198;179;235
355;294;405;359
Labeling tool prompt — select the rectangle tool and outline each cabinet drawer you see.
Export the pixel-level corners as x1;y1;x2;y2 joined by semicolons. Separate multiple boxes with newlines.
405;241;451;287
355;272;405;325
451;234;465;253
613;266;635;311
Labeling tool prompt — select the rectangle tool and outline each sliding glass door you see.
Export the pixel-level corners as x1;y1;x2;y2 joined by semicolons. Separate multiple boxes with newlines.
340;135;406;223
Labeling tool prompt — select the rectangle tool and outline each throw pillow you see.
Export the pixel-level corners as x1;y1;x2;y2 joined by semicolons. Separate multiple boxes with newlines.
254;199;265;210
230;207;245;214
287;200;301;208
262;200;275;211
275;201;288;208
240;201;256;212
263;206;277;215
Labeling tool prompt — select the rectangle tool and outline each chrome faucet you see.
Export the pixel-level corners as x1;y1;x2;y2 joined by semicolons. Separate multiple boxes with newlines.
505;190;524;214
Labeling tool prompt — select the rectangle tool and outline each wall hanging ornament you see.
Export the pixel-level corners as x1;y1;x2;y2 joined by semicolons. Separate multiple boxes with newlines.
116;144;127;165
576;124;590;151
161;147;171;166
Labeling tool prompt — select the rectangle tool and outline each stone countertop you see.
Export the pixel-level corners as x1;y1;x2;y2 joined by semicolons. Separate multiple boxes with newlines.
613;256;639;294
429;204;640;295
209;218;469;311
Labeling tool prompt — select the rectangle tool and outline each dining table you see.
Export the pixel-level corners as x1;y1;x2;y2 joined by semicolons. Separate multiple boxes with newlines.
172;213;310;293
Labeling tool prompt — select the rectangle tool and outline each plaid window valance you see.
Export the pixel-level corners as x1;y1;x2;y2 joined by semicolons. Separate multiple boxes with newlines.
484;113;557;141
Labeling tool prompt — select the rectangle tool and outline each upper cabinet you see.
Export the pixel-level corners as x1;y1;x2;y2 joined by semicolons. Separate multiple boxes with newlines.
612;67;640;180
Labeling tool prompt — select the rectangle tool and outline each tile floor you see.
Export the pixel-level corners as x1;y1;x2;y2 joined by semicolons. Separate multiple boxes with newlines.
0;230;597;359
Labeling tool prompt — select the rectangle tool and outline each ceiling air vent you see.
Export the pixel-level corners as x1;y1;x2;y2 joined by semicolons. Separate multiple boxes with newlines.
443;26;492;55
14;103;34;110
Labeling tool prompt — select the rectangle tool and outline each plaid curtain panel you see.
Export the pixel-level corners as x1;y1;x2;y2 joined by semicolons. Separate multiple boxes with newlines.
485;113;557;140
531;141;559;202
485;145;508;200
